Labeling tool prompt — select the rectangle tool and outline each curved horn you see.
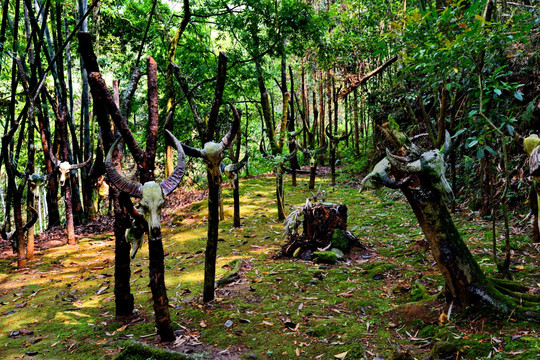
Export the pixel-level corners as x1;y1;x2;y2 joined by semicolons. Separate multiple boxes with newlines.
314;142;329;155
22;207;38;231
49;148;61;167
325;124;335;140
289;119;305;138
68;153;93;170
441;130;451;156
106;136;143;197
160;130;186;195
339;129;353;141
260;136;270;159
220;103;241;149
181;143;204;158
11;162;26;179
225;153;249;173
296;141;310;156
386;148;422;173
284;145;298;162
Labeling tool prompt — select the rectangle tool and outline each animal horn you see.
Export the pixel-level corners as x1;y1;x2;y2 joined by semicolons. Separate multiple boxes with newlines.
339;129;353;141
284;144;298;162
325;124;334;140
68;153;93;170
289;119;305;138
386;148;422;173
260;136;270;159
106;136;143;197
49;148;61;168
160;130;186;195
23;207;38;231
314;142;328;155
225;153;249;173
296;142;310;156
441;130;451;156
220;103;241;150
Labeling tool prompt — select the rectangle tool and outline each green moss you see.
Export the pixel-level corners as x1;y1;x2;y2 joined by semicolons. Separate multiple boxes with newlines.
331;228;348;251
313;251;337;264
431;341;458;358
115;342;190;360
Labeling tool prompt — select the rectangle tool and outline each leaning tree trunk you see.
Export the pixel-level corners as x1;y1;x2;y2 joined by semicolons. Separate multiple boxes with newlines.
114;192;135;318
363;130;540;319
400;178;489;306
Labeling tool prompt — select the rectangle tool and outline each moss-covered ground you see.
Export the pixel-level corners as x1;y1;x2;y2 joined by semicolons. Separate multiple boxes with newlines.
1;174;539;359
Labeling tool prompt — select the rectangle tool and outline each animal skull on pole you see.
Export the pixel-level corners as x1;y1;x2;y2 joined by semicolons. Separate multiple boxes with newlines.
105;130;186;255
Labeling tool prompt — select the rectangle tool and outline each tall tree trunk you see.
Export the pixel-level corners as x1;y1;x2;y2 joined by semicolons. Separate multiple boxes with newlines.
276;166;286;220
79;0;92;218
288;66;299;186
60;105;77;245
203;170;221;302
144;56;174;341
480;154;492;217
78;32;135;319
165;0;191;176
353;88;359;155
318;73;325;149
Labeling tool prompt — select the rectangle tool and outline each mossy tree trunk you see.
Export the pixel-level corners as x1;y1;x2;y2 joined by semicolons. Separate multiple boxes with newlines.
276;166;286;221
400;177;489;306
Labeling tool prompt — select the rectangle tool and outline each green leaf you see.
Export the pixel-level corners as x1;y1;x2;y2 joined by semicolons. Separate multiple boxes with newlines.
453;129;467;137
506;124;514;136
467;139;479;148
514;91;523;101
494;88;502;96
476;148;484;160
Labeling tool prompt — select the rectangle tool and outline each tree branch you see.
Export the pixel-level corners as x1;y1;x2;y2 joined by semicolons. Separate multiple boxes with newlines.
338;55;398;99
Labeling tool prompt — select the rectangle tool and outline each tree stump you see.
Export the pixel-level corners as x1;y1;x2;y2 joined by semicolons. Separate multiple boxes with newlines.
280;203;364;262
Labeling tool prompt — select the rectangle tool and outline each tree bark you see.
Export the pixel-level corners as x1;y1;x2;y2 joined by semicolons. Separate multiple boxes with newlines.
78;32;134;319
401;179;488;306
203;170;221;302
276;166;286;220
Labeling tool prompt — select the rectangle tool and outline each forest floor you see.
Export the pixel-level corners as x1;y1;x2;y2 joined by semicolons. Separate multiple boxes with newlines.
1;172;539;360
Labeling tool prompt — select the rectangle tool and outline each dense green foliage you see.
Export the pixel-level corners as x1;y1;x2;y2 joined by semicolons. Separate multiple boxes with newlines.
0;0;539;358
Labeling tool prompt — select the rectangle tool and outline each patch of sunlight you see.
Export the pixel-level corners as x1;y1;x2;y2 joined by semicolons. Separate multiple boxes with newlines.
177;271;205;284
0;314;27;330
248;246;276;255
167;227;206;244
54;311;86;324
216;255;248;265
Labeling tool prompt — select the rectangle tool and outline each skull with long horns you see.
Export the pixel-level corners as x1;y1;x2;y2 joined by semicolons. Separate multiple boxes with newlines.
49;151;92;187
362;131;453;201
106;130;186;241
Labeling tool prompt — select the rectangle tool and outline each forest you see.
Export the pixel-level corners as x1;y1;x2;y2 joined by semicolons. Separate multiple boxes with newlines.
0;0;539;359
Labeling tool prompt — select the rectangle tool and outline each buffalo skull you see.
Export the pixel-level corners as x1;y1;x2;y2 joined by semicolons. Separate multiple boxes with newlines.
49;152;92;187
362;131;453;201
221;153;248;189
106;130;186;244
